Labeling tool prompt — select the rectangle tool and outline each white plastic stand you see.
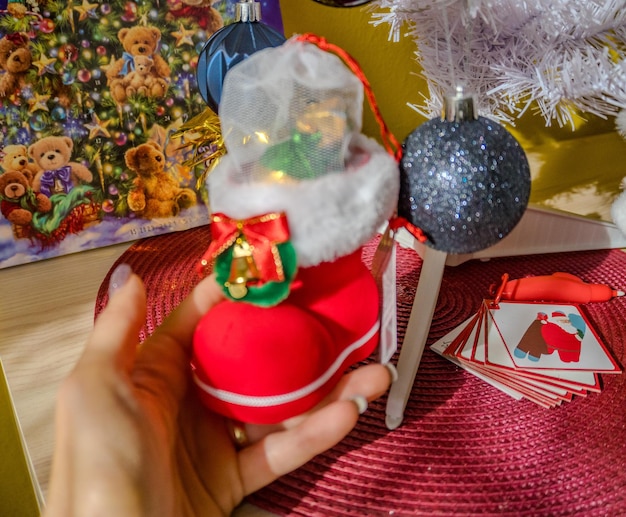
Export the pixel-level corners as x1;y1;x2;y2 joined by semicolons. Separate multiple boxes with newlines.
385;204;626;429
385;246;447;430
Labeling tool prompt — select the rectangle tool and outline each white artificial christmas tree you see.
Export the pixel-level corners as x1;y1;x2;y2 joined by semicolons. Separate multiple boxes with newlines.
370;0;626;127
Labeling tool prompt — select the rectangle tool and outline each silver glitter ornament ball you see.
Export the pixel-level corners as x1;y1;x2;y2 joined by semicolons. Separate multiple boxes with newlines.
399;93;531;254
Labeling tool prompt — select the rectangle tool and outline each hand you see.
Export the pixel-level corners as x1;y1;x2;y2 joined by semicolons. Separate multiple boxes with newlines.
45;265;394;516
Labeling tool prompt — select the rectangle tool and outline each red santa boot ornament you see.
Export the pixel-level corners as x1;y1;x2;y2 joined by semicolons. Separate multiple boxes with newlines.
191;35;401;424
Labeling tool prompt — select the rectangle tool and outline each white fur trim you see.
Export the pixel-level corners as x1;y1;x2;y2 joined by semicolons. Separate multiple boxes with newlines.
611;188;626;236
208;134;399;267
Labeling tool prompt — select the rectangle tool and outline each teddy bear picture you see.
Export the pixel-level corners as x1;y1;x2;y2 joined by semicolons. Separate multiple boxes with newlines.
0;1;285;268
106;25;171;104
1;144;39;177
125;141;196;219
121;54;168;99
0;32;32;97
0;170;51;229
28;136;93;197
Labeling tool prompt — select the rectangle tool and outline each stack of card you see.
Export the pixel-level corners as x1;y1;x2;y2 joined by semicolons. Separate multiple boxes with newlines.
431;300;621;407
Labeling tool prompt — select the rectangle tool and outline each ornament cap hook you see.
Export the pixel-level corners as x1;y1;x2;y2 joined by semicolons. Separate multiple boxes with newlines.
236;0;262;22
443;86;477;122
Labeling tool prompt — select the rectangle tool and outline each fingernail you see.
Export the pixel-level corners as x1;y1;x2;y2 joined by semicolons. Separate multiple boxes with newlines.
350;395;368;415
383;362;399;383
108;263;132;298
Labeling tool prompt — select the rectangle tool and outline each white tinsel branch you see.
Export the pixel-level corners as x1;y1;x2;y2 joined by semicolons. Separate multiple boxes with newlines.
616;109;626;139
369;0;626;127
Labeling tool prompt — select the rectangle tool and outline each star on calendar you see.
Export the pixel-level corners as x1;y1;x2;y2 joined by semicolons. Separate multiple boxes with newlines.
32;53;57;76
27;92;51;113
172;23;195;47
74;0;98;22
85;113;112;140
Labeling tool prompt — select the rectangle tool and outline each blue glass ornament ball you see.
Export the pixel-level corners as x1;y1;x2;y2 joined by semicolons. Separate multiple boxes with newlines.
196;21;286;113
398;116;531;254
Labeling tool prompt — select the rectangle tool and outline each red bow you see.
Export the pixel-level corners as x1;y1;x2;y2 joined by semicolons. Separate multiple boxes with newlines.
198;212;290;283
389;216;428;243
6;33;28;46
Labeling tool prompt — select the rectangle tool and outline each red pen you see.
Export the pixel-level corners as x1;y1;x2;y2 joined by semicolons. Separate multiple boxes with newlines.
495;272;625;304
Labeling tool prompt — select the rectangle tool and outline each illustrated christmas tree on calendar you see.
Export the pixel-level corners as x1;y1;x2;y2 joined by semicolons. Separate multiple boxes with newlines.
0;0;283;269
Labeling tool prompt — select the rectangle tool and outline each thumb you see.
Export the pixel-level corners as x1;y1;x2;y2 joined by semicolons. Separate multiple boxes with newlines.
79;264;147;373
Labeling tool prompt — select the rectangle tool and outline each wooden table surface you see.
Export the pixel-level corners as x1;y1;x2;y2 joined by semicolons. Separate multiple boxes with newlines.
0;242;273;516
0;243;130;497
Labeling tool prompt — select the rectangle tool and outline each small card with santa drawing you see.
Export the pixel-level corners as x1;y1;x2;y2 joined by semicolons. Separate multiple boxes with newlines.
431;299;621;408
486;302;620;373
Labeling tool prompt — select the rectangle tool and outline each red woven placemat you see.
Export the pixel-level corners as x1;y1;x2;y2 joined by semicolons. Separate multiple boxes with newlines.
95;226;626;516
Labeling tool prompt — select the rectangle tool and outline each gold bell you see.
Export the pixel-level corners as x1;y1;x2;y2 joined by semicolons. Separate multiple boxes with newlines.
226;237;260;299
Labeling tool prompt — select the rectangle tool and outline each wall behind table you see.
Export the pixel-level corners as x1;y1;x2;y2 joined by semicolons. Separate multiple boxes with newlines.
279;0;626;222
